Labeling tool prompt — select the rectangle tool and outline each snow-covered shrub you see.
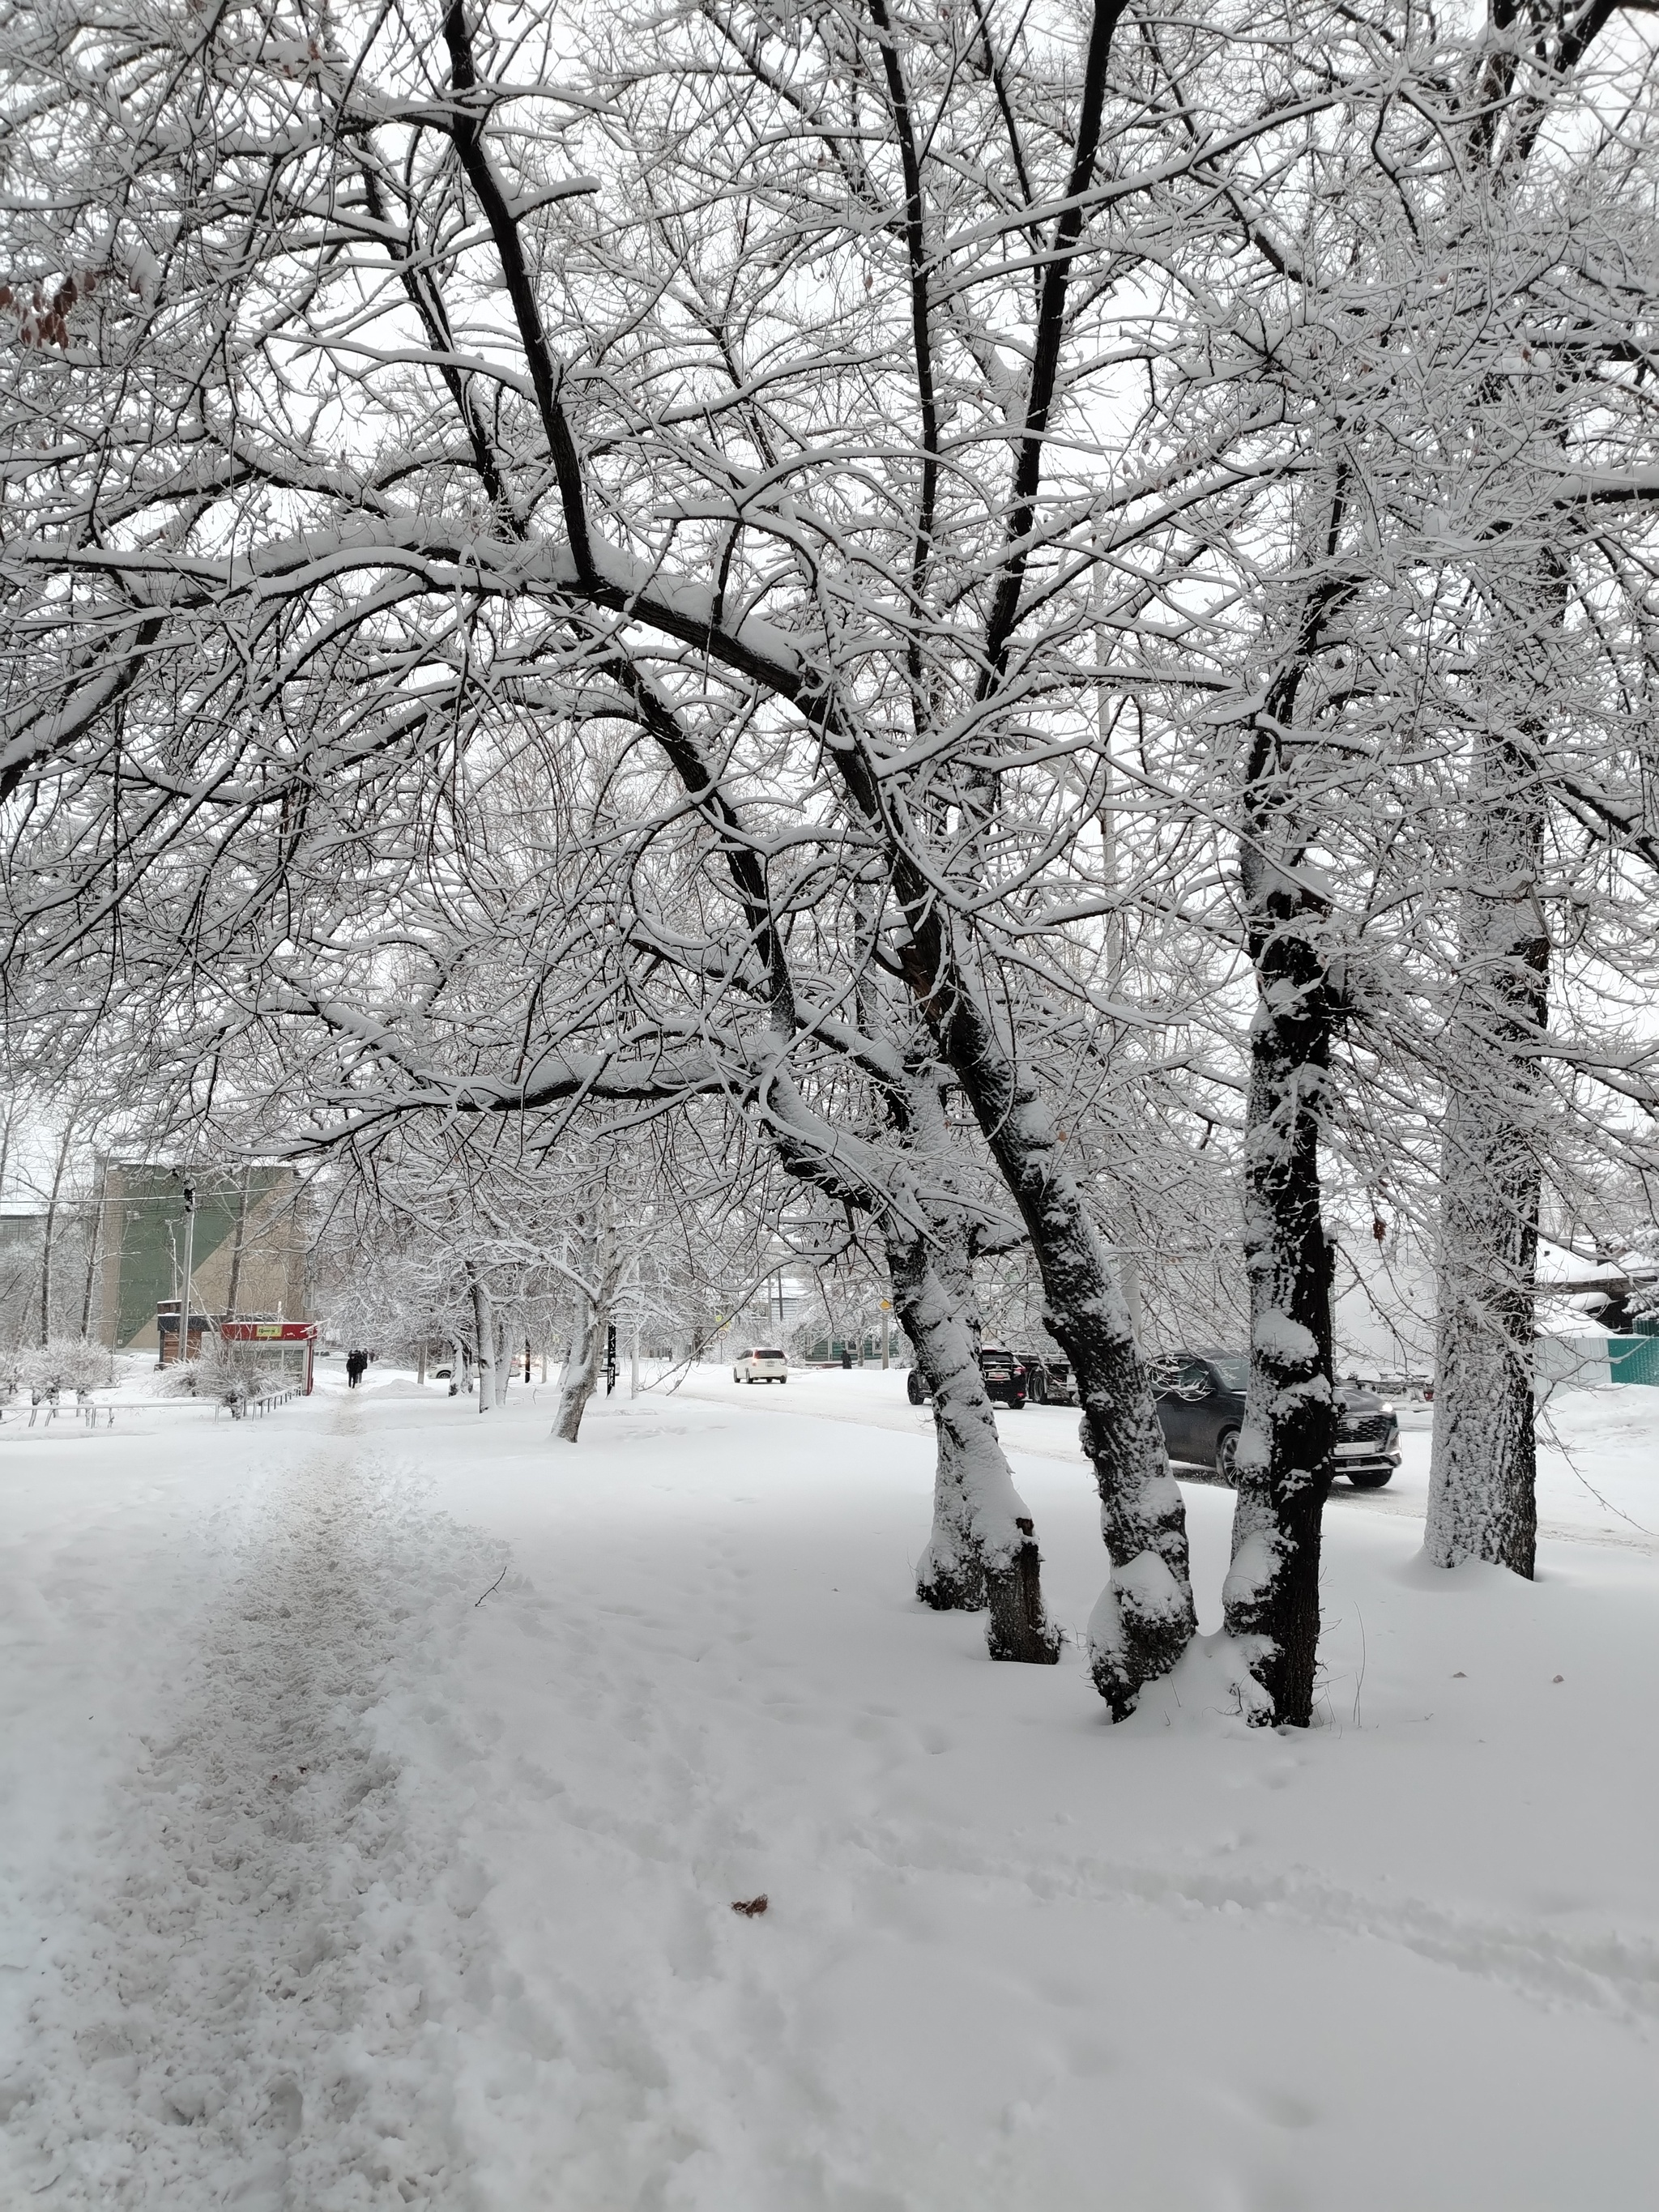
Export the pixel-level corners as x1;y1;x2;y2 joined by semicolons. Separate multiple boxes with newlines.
15;1338;115;1400
187;1335;273;1413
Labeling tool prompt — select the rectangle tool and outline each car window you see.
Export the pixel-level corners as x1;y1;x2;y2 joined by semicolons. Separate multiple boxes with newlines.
1151;1357;1212;1400
1207;1356;1248;1392
753;1349;784;1359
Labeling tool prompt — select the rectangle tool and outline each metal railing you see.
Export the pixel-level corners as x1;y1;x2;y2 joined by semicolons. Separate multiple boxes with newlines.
0;1381;309;1428
0;1392;117;1429
214;1383;305;1420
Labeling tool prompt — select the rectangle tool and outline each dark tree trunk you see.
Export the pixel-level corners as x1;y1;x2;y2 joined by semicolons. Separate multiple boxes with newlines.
1224;902;1337;1727
1220;484;1354;1727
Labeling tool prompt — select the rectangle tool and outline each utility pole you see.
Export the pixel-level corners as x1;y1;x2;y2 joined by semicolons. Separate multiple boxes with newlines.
179;1182;196;1368
880;1299;890;1369
224;1163;252;1318
79;1157;110;1342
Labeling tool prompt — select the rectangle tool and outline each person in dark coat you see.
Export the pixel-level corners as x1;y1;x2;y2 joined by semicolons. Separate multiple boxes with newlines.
346;1349;369;1388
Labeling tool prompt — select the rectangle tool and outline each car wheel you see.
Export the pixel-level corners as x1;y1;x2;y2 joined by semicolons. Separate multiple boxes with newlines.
1027;1370;1047;1404
1215;1428;1240;1483
906;1370;927;1405
1346;1467;1392;1490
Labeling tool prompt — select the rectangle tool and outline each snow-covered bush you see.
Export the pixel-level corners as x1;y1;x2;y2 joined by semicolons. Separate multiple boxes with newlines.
13;1338;115;1400
167;1335;274;1415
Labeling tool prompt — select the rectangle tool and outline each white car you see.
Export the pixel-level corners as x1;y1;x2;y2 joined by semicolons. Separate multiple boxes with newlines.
733;1347;788;1384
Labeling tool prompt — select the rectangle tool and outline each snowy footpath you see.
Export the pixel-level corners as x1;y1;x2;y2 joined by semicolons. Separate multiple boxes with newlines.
3;1378;1658;2209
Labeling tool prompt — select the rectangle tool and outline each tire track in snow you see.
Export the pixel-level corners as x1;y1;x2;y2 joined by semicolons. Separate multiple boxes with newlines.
2;1413;510;2208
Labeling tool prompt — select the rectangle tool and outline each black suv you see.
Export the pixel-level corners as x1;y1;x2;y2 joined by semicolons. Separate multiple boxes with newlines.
1150;1350;1399;1489
906;1345;1028;1409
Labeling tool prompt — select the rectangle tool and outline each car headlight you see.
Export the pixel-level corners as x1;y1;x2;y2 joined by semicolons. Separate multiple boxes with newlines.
1380;1402;1395;1415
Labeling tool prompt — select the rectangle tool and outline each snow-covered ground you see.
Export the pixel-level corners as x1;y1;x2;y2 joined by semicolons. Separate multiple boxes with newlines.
2;1370;1657;2207
684;1362;1659;1552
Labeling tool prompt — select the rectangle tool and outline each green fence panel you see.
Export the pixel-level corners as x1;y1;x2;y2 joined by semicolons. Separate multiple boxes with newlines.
1607;1336;1659;1387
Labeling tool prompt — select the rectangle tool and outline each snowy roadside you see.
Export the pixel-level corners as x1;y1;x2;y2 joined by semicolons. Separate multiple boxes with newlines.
672;1364;1659;1553
3;1383;1657;2208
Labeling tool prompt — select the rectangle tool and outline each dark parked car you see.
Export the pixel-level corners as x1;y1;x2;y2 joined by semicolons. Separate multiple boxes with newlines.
1150;1350;1400;1488
1018;1351;1078;1406
906;1345;1028;1409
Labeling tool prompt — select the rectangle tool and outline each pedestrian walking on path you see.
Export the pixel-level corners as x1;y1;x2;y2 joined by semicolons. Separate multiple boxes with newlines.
346;1349;369;1388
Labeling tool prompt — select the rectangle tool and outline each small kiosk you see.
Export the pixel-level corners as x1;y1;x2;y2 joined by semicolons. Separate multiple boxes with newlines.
158;1308;319;1394
217;1319;318;1395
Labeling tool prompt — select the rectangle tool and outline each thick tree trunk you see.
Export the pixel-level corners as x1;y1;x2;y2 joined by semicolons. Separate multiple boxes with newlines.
1426;727;1548;1577
554;1297;600;1440
1224;914;1337;1727
1219;484;1354;1726
1423;17;1602;1575
468;1267;495;1414
766;1018;1062;1663
891;1224;1058;1662
553;1227;625;1443
901;978;1194;1715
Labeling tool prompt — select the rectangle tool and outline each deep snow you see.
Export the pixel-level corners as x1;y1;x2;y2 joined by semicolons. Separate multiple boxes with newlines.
2;1370;1657;2207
